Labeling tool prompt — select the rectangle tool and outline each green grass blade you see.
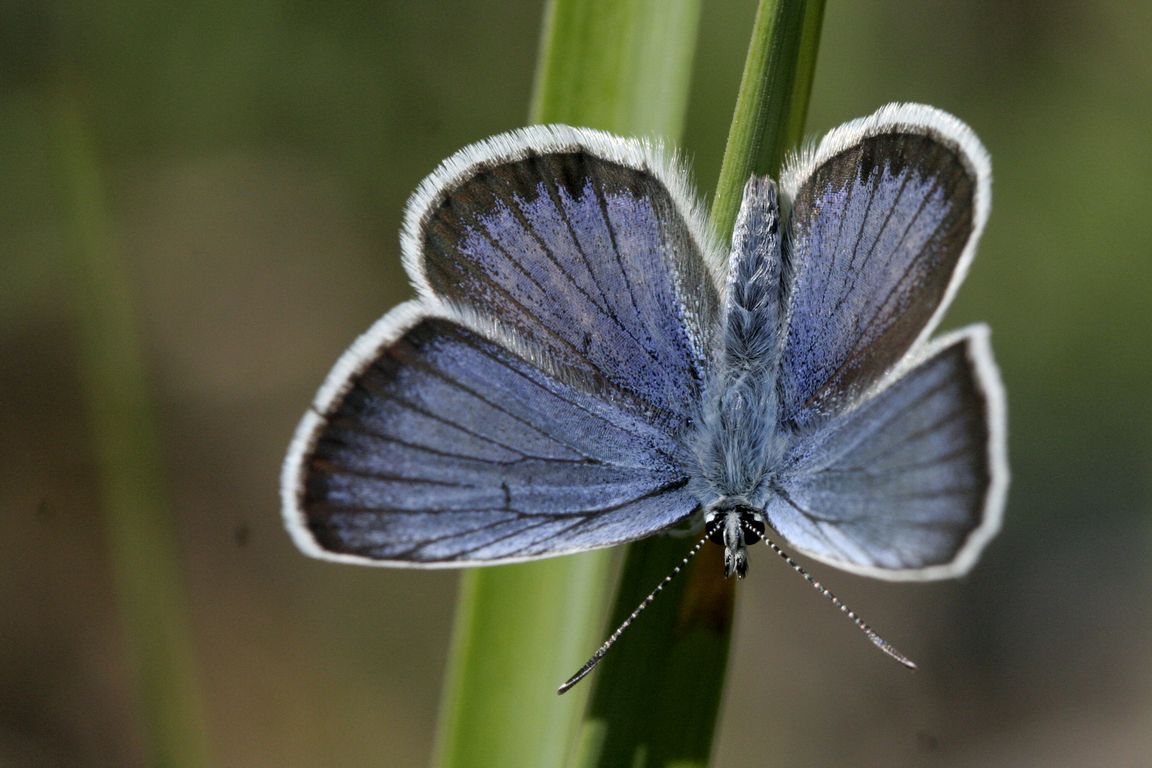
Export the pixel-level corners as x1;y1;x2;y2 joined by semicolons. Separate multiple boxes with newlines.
51;87;213;768
570;2;825;767
568;538;734;768
433;560;614;768
431;3;703;768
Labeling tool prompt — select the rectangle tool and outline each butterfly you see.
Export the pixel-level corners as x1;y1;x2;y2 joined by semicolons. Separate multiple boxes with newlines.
281;102;1008;691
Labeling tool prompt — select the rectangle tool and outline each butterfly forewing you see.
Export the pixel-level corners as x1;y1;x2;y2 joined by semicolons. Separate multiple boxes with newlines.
284;305;699;565
778;105;990;429
765;328;1006;579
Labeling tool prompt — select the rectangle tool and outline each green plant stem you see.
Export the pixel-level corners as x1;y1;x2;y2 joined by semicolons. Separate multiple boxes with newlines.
51;88;212;768
570;2;825;767
712;0;826;236
430;3;702;768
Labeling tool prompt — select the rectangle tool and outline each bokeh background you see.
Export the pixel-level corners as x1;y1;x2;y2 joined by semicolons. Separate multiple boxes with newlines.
3;0;1151;765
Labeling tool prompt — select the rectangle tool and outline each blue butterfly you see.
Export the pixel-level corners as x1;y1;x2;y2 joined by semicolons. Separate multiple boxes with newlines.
281;103;1008;690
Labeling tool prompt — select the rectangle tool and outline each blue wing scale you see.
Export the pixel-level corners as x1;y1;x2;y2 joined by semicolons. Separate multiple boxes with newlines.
295;313;699;565
764;329;1006;579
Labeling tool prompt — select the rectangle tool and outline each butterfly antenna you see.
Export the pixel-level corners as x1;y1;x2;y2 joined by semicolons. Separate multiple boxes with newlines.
748;521;917;670
557;523;717;695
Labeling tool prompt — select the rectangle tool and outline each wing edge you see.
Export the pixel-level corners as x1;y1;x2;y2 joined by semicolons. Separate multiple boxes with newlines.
399;123;727;297
281;300;439;566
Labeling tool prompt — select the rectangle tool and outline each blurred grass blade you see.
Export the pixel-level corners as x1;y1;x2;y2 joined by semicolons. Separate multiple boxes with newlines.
51;87;212;767
570;2;825;767
531;0;700;136
431;2;702;768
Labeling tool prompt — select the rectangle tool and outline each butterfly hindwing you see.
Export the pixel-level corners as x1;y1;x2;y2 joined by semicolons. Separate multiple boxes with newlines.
403;125;722;436
283;304;699;566
778;104;991;429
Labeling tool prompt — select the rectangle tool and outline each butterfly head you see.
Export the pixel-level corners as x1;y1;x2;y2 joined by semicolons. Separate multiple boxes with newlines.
705;499;767;579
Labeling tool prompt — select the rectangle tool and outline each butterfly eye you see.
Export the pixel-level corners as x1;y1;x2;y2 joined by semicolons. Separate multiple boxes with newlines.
706;519;727;547
739;514;765;545
704;503;764;547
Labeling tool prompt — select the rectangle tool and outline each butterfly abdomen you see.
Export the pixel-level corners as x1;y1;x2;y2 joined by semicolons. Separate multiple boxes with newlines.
690;176;789;507
723;178;785;374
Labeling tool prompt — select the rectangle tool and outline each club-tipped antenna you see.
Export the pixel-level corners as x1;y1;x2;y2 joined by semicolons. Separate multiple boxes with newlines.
747;520;917;670
557;523;717;695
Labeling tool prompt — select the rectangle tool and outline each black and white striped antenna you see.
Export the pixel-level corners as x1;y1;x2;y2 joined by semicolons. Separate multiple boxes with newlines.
557;518;915;695
744;518;916;669
557;522;718;695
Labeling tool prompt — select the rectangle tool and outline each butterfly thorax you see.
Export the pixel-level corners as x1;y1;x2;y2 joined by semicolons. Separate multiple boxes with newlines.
692;368;785;578
692;373;785;497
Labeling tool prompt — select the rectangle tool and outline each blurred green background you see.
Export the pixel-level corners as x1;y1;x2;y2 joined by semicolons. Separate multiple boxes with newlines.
3;0;1151;765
